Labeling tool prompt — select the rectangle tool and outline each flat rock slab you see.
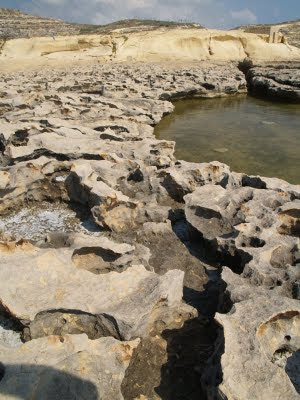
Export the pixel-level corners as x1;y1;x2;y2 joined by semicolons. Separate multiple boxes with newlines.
0;241;184;340
0;334;140;400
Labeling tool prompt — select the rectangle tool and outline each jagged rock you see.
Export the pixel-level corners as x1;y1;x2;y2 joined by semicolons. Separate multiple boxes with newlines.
246;64;300;102
184;185;253;240
278;201;300;236
185;185;300;298
0;239;184;340
159;160;241;202
0;157;71;213
137;221;210;310
22;311;121;342
0;334;140;400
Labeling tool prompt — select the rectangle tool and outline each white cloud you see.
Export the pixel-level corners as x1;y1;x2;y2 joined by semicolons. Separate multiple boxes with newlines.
37;0;66;4
230;8;257;24
25;0;258;29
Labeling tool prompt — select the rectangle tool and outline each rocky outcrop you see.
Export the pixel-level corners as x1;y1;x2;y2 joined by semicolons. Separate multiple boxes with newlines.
244;62;300;101
185;181;300;398
0;58;299;399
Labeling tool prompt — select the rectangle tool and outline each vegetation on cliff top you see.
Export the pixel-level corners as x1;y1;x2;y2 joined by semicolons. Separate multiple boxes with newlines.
0;8;203;39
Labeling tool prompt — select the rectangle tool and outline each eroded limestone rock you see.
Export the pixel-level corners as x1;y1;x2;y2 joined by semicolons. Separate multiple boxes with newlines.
0;334;140;400
0;238;184;340
246;63;300;102
0;59;299;400
216;296;300;399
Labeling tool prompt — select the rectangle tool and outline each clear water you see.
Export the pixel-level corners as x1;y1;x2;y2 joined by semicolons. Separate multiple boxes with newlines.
155;96;300;184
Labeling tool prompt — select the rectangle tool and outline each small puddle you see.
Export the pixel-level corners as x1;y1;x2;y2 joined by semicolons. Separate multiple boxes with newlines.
155;95;300;184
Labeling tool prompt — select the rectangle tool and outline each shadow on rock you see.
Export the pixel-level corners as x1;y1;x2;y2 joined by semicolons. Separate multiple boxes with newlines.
286;349;300;394
0;362;99;399
171;212;253;275
122;318;223;400
155;317;221;400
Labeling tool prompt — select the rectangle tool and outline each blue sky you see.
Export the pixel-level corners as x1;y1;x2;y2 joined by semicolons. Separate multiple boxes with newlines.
1;0;299;28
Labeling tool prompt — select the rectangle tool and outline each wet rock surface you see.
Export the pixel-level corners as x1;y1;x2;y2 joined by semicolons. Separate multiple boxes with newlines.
0;61;299;399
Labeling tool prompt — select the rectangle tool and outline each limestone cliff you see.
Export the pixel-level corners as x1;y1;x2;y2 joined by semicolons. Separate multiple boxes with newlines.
1;28;300;69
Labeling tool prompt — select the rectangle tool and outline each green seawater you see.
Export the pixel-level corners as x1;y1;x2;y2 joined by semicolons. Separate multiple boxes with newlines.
155;95;300;184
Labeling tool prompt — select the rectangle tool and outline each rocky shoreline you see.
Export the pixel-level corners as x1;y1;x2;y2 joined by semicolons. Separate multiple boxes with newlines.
240;60;300;102
0;61;299;399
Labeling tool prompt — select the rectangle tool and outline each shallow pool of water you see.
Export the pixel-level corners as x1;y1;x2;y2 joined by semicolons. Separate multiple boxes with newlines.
155;96;300;184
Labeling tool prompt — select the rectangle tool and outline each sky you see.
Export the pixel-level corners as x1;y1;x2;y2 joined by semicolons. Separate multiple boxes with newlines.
1;0;299;29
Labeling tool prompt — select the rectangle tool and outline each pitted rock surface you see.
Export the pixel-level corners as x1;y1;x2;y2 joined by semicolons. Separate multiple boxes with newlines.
0;60;299;400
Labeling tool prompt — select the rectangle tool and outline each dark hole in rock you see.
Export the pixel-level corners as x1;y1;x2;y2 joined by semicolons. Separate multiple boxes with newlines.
150;149;160;155
72;247;122;274
0;362;5;382
239;236;265;248
9;129;29;147
285;335;292;341
249;237;266;248
202;82;216;90
127;168;144;183
100;133;124;141
0;133;6;153
95;125;129;134
12;150;104;165
292;282;300;300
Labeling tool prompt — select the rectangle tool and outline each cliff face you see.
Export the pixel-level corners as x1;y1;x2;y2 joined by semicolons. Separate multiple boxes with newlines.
236;20;300;48
1;28;300;67
0;9;300;72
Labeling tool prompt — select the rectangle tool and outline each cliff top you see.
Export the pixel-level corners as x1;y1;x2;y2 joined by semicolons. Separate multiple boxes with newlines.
235;19;300;48
0;8;203;39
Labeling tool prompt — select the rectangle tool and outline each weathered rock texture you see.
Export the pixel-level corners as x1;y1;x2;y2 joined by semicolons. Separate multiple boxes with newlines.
1;27;300;70
0;56;299;400
237;19;300;49
244;62;300;101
